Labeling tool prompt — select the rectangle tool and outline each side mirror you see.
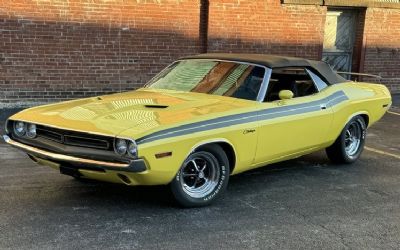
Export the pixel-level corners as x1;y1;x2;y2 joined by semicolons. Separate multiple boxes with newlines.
278;90;294;100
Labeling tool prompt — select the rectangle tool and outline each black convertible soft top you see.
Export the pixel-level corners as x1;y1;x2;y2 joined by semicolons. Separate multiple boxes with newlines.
181;53;347;85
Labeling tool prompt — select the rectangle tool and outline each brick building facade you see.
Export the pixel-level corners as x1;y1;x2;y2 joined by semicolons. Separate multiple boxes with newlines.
1;0;399;106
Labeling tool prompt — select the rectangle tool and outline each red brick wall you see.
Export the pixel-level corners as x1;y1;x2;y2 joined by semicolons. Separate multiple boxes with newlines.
207;0;327;60
1;0;399;105
351;8;366;74
362;7;400;92
0;0;200;104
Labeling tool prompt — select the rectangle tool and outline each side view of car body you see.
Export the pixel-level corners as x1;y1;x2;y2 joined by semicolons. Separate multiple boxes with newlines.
3;53;392;207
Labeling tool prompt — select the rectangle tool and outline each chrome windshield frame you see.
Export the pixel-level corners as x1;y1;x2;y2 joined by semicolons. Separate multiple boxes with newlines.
145;58;272;103
256;67;272;102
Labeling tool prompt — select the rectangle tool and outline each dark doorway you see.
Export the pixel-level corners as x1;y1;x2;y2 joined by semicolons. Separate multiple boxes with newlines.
322;8;365;77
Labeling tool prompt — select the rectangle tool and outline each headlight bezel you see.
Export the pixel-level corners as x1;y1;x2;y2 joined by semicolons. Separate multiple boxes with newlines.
114;138;138;159
127;140;138;158
5;119;10;134
26;123;37;139
13;121;38;139
13;121;27;137
114;138;128;156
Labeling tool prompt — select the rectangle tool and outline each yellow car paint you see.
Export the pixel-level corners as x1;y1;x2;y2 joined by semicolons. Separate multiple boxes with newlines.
6;81;391;186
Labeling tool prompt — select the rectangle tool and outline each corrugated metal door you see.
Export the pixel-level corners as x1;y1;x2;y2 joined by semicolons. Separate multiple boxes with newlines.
322;9;356;74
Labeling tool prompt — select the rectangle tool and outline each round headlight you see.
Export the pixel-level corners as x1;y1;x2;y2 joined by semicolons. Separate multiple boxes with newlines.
127;140;138;158
26;124;37;138
115;139;128;155
14;121;26;137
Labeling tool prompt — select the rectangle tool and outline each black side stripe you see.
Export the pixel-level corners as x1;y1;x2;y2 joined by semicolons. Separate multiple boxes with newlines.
136;91;348;144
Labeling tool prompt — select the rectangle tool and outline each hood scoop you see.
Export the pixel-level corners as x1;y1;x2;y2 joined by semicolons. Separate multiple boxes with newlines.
144;104;169;109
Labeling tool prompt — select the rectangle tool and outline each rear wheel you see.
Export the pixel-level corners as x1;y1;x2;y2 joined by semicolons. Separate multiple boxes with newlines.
170;144;230;207
326;116;366;164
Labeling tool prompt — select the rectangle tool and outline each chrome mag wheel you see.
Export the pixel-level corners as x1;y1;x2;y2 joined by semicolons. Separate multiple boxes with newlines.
179;152;220;199
326;115;366;164
344;120;362;156
170;144;230;207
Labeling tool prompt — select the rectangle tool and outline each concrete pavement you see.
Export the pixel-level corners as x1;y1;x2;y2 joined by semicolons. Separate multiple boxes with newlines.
0;97;399;249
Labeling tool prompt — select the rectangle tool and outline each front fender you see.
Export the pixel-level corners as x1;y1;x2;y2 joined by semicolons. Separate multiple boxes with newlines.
135;123;258;185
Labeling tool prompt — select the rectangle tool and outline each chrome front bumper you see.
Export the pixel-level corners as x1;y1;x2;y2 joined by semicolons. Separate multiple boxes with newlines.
2;135;147;173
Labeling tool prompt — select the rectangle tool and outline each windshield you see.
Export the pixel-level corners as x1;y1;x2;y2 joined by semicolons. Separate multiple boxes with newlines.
146;60;266;101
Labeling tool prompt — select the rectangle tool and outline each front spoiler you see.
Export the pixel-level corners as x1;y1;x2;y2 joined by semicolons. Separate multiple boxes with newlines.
2;135;147;173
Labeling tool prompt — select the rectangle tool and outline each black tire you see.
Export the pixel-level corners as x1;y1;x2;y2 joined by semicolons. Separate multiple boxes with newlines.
170;144;230;207
326;115;367;164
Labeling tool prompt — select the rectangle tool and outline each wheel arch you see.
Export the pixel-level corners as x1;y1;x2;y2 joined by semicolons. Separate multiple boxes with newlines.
328;111;370;148
346;111;370;127
189;139;237;174
359;114;369;127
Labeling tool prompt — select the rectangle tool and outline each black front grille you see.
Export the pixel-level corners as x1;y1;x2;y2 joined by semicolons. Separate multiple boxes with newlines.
35;125;113;150
64;135;109;149
36;127;63;142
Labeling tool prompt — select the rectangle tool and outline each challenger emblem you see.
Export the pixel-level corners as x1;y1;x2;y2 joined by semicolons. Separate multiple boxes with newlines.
243;129;256;134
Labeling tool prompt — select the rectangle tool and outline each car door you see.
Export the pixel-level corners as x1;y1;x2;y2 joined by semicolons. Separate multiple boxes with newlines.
254;68;334;165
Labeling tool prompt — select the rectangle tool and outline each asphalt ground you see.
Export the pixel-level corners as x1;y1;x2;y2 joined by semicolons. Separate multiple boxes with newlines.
0;96;399;249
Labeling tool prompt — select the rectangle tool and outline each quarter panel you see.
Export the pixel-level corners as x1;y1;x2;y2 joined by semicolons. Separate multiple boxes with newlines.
324;82;391;144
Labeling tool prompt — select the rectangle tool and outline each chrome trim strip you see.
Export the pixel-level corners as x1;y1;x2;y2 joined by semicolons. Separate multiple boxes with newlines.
336;71;382;79
4;119;10;134
305;68;328;92
256;68;272;102
3;135;129;168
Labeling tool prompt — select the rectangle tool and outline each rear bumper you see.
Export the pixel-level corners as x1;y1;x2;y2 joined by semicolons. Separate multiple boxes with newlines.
2;135;147;173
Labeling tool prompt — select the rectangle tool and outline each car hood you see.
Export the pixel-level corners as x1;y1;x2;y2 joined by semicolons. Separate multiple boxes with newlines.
9;88;256;139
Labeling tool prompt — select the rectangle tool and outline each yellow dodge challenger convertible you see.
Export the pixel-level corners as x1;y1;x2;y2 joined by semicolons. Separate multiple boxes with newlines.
3;54;392;207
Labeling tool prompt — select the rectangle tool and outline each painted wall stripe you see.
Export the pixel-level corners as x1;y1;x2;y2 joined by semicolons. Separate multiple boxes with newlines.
136;91;348;144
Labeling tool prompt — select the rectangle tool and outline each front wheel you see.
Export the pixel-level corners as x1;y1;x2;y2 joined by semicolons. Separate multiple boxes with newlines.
170;144;230;207
326;115;367;164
